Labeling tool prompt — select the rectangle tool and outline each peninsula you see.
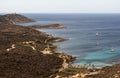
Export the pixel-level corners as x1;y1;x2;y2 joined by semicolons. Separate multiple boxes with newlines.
28;24;65;29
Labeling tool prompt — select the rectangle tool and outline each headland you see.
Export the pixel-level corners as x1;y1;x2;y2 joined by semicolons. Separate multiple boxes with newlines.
0;13;120;78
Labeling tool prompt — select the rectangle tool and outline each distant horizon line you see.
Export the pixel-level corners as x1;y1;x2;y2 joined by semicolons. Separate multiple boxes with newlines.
0;12;120;14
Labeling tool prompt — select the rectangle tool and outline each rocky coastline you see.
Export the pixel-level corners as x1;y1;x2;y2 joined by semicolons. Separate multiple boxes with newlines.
28;24;65;29
0;13;120;78
0;14;75;78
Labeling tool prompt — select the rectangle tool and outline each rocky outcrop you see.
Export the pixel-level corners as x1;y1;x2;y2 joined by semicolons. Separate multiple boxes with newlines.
55;64;120;78
0;14;35;24
28;24;65;29
58;53;75;71
86;64;120;78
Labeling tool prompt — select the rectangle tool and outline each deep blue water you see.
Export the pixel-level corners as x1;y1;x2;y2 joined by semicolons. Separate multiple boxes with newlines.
21;13;120;67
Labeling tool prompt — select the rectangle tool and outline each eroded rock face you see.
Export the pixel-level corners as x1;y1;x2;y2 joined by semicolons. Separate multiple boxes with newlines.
0;14;35;24
58;53;76;72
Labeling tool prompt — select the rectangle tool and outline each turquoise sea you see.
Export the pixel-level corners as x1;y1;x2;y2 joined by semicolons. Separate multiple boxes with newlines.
21;13;120;67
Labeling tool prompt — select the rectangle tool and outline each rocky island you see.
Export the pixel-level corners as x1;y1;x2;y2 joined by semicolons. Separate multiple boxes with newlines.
0;14;120;78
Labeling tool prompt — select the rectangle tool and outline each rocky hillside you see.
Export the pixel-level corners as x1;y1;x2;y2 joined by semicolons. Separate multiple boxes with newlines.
0;14;34;24
0;23;75;78
0;14;120;78
86;64;120;78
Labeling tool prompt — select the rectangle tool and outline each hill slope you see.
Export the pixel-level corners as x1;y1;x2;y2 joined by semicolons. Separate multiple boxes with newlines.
0;14;34;24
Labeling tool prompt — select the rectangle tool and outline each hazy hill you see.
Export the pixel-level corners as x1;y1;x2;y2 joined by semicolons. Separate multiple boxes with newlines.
0;14;34;24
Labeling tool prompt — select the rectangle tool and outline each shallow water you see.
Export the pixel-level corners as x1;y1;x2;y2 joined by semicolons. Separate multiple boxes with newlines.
22;13;120;67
